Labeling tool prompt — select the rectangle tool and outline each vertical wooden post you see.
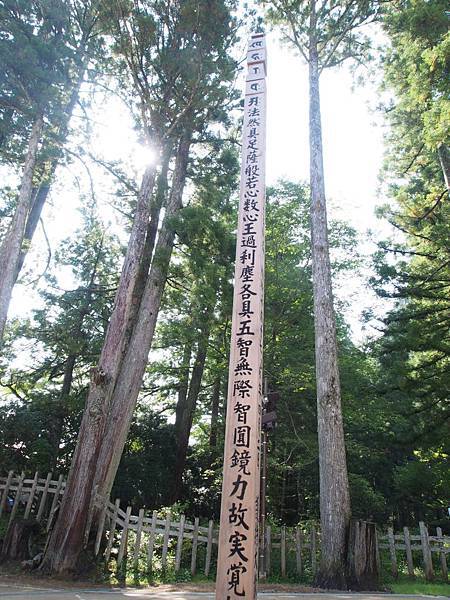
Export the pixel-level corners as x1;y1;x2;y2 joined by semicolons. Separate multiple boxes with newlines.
216;32;267;600
104;499;120;563
94;500;108;556
387;527;398;578
175;514;185;573
191;517;199;576
419;521;434;581
403;526;415;577
375;528;381;574
36;472;52;522
205;520;214;577
117;505;132;567
295;526;303;576
436;527;448;581
265;525;271;576
146;510;157;573
47;474;64;532
24;472;39;518
161;512;171;570
133;508;145;571
8;472;25;526
281;526;287;577
0;470;14;518
310;524;317;576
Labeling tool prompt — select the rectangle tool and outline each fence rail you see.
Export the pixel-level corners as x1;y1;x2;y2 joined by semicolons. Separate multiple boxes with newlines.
1;471;449;581
0;471;65;532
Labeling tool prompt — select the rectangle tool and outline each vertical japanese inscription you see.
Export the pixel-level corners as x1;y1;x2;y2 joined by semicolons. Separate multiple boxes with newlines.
216;33;267;600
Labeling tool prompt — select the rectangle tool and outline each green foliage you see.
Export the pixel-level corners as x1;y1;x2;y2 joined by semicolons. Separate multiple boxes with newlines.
263;0;380;69
0;205;120;471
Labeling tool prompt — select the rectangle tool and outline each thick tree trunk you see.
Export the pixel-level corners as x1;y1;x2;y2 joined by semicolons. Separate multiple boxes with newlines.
346;520;379;590
171;315;212;503
39;147;160;576
0;115;43;342
209;376;221;449
93;134;192;504
308;10;351;589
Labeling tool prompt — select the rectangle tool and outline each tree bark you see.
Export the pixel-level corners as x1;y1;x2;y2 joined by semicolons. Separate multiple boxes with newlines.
14;57;88;283
209;376;221;449
0;114;43;343
308;3;351;588
346;520;379;590
93;133;192;504
39;145;160;576
171;314;212;503
438;145;449;191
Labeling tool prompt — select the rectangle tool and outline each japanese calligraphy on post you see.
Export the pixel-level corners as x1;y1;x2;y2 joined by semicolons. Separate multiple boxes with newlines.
216;33;267;600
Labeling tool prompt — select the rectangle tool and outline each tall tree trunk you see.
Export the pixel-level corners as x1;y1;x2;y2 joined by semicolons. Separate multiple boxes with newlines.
171;315;212;503
93;134;192;504
209;376;221;449
0;115;43;343
308;6;351;588
14;63;87;281
49;353;77;470
14;184;50;278
39;144;160;576
177;340;193;423
438;145;449;191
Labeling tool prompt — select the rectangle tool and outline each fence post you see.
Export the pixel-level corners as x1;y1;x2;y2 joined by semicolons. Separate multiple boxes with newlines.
104;499;120;563
191;517;199;576
95;499;108;556
281;526;286;577
265;525;271;575
8;472;25;526
133;508;145;571
0;471;14;518
436;527;448;582
36;472;52;522
310;524;317;576
175;514;185;573
295;526;302;576
117;505;132;567
146;510;157;573
161;512;171;570
387;527;398;578
47;474;64;532
205;520;214;577
419;521;434;581
403;526;415;577
24;472;39;519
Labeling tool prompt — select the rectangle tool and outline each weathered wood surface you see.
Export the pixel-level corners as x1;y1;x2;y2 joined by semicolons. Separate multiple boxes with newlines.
347;520;379;590
216;31;267;600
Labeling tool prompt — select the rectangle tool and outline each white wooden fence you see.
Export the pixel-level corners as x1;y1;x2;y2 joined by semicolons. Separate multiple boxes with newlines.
1;471;449;580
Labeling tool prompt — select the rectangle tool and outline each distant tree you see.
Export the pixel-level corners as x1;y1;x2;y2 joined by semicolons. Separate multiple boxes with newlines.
0;0;104;342
263;0;380;587
0;205;119;472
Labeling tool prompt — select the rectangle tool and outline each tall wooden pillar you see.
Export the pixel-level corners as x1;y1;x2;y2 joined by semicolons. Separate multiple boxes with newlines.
215;33;267;600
